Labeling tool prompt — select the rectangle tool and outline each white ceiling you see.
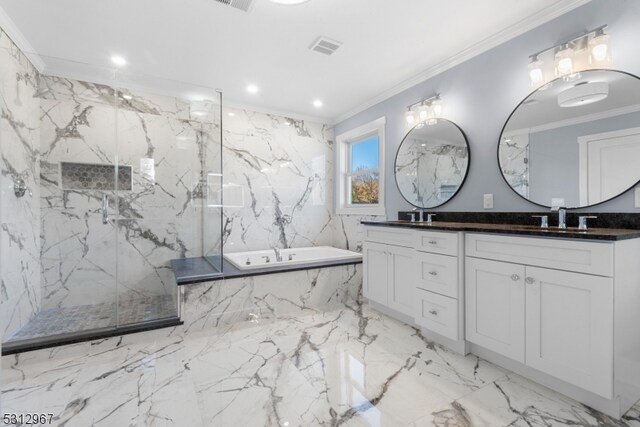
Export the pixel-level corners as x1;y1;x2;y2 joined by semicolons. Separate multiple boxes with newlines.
0;0;590;123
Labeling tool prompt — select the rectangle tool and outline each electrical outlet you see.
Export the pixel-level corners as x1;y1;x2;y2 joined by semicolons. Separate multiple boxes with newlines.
635;188;640;208
483;194;493;209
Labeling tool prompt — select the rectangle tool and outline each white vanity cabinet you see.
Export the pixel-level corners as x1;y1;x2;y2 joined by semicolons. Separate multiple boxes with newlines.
413;231;463;342
363;225;465;348
362;223;640;418
465;232;640;416
362;227;415;313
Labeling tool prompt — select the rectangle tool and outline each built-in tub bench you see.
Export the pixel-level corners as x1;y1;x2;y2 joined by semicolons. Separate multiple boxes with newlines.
170;247;363;333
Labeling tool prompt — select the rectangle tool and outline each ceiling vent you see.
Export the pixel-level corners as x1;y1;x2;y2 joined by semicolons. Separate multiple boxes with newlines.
309;37;342;56
212;0;255;13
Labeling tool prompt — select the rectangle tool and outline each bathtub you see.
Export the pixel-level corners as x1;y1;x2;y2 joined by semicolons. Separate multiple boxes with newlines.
224;246;362;270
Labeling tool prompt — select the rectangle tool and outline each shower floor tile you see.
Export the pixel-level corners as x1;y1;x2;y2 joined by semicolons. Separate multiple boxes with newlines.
5;294;177;343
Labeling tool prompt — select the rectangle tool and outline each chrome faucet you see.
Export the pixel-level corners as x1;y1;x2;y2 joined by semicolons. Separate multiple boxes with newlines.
412;208;423;222
558;208;566;229
272;247;283;262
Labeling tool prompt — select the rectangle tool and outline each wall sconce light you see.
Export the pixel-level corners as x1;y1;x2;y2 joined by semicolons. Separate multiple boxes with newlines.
527;25;610;88
405;94;443;126
589;28;610;63
528;55;544;87
404;108;416;126
555;43;574;77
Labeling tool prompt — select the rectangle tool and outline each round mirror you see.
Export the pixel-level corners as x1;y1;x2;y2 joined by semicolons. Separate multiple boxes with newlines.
395;119;470;208
499;69;640;208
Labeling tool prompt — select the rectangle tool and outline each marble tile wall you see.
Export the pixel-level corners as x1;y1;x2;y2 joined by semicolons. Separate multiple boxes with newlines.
0;29;41;341
181;264;362;334
38;76;221;309
219;107;377;256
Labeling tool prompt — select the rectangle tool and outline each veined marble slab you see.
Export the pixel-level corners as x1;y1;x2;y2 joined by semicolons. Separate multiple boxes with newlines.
2;304;638;426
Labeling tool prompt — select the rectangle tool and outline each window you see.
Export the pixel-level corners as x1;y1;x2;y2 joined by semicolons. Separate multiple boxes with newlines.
335;117;385;215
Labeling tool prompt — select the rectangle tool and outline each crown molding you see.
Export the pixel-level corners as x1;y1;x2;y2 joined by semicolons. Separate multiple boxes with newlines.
331;0;593;125
0;6;45;72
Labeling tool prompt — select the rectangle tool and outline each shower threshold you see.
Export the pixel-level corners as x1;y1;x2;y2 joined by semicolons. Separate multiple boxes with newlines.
2;295;183;355
2;317;183;356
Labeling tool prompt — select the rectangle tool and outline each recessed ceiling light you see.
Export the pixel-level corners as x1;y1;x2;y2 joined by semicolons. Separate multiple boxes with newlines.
228;112;235;117
313;99;323;108
246;84;259;94
111;55;127;66
270;0;310;4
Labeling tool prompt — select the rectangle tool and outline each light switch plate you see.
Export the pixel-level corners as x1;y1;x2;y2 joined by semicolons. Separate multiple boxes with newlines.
483;193;493;209
635;188;640;208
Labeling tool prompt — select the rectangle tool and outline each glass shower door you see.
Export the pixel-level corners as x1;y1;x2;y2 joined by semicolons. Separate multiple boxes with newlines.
19;74;120;342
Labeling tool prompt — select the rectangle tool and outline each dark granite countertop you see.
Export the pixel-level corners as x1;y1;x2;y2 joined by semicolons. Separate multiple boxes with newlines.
172;256;362;286
361;220;640;241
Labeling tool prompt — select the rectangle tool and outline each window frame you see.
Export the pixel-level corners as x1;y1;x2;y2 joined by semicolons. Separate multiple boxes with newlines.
335;117;386;216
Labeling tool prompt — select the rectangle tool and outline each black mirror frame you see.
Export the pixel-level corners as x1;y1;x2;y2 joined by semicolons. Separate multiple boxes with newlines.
394;118;471;209
497;68;640;210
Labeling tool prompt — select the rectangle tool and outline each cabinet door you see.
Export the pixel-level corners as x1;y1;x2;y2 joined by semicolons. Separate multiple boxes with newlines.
363;241;388;305
387;245;415;313
525;266;613;398
466;257;526;363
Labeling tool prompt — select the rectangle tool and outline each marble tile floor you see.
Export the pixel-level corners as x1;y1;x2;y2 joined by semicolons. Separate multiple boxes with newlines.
5;295;178;343
1;304;639;427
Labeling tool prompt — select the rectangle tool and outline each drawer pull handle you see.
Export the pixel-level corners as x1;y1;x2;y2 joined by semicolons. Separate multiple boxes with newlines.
429;310;438;316
428;240;438;245
525;277;535;284
511;274;520;281
428;271;438;276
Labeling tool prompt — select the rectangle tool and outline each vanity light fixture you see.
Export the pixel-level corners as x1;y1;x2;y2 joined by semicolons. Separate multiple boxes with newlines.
528;55;544;87
405;109;416;126
404;94;443;126
555;44;574;77
589;28;610;63
526;25;610;87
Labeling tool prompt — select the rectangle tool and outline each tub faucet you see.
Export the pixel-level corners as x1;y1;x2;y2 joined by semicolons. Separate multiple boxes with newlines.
272;247;283;262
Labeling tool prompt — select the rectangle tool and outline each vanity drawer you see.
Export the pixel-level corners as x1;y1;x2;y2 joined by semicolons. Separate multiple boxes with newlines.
416;252;458;298
363;226;413;247
466;233;613;277
415;231;459;256
415;289;458;340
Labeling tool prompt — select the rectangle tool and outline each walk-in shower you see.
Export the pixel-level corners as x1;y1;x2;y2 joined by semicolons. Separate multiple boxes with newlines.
0;34;223;353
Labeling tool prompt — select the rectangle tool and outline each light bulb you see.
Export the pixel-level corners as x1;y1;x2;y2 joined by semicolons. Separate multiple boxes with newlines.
418;104;429;121
555;44;574;77
431;98;443;118
528;56;544;86
405;109;416;126
589;32;610;63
